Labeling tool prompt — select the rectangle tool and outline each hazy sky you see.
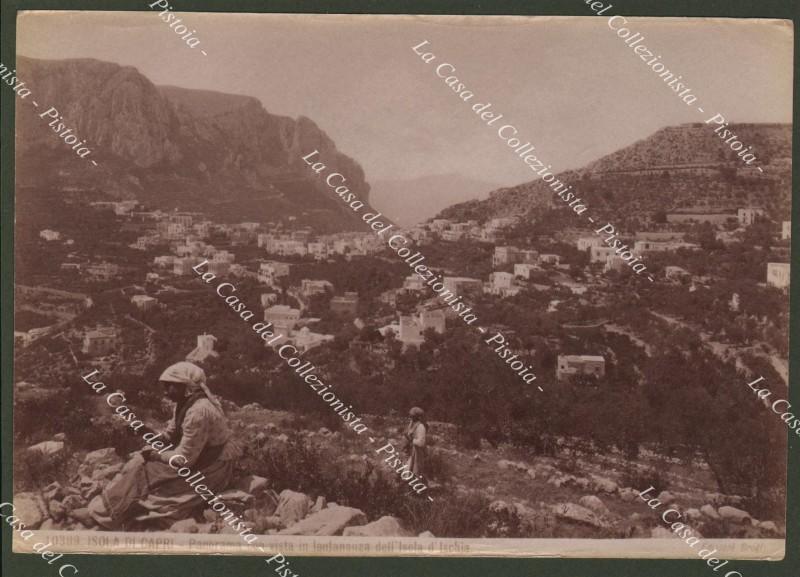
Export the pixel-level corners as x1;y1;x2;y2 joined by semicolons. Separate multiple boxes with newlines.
17;12;793;187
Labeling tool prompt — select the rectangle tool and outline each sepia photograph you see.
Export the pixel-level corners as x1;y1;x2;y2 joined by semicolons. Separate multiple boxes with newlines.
3;4;795;572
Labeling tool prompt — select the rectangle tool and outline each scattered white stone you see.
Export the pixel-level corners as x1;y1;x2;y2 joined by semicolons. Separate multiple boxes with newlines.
579;495;610;515
685;508;702;521
718;506;750;523
551;503;610;529
343;516;413;537
758;521;778;533
657;491;676;506
28;441;65;457
275;490;313;527
591;475;618;494
700;504;720;520
279;505;367;536
14;493;46;529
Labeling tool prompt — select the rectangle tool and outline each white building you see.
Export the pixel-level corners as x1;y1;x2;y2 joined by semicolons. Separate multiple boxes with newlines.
576;237;601;252
767;262;790;289
300;279;333;298
590;246;617;263
442;276;483;297
514;263;538;279
131;295;158;311
556;355;605;381
738;207;765;227
488;272;518;296
264;305;301;333
291;327;335;352
403;275;425;291
398;309;446;347
186;333;218;363
782;221;792;240
538;253;561;265
39;229;61;241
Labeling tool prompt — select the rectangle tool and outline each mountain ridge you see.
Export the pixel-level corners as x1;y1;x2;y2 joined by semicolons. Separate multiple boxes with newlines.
437;122;792;224
15;56;370;231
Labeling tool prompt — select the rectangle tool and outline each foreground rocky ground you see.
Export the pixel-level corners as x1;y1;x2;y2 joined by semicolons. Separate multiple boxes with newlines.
15;403;786;540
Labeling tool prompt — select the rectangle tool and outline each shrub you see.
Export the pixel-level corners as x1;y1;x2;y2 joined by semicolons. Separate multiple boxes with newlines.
621;465;667;494
13;446;70;492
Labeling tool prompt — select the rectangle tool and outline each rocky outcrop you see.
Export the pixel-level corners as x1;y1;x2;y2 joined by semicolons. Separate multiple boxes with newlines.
274;490;313;527
278;504;367;536
342;516;413;537
14;493;47;529
551;502;610;530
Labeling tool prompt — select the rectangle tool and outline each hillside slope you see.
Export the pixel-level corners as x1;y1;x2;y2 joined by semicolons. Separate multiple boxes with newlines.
438;123;791;224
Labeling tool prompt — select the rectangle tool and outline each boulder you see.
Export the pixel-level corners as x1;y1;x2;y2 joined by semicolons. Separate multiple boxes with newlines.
276;434;289;443
62;494;86;512
685;508;702;521
237;475;269;495
657;491;676;506
590;475;618;494
418;530;435;538
78;448;122;478
255;432;267;443
14;493;46;529
619;488;638;502
42;481;65;502
279;505;367;536
255;515;284;533
758;521;778;533
68;507;96;527
551;503;610;529
718;506;750;523
526;468;536;479
343;516;413;537
40;519;62;531
579;495;610;515
92;463;123;481
29;441;65;458
497;459;515;470
651;527;676;538
700;505;720;520
78;478;101;501
275;490;313;527
53;433;67;442
218;490;255;508
170;518;201;533
47;499;67;522
311;496;326;514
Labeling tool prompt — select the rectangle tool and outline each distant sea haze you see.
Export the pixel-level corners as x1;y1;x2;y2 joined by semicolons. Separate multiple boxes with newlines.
370;173;500;226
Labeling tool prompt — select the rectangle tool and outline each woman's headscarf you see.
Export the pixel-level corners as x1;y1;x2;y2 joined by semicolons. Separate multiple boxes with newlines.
408;406;427;431
159;361;224;413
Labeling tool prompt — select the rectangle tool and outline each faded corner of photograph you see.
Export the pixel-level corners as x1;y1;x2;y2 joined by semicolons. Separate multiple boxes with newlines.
8;7;792;562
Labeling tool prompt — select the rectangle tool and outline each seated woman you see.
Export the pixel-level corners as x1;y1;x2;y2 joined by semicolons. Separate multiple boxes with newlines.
89;361;241;529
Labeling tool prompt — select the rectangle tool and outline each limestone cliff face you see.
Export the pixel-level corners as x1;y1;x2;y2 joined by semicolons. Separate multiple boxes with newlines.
15;57;369;230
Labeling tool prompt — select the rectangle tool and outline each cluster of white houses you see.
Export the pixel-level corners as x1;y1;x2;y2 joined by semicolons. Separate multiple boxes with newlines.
34;200;791;385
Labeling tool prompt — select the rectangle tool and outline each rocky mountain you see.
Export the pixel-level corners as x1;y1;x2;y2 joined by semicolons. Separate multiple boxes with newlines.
438;123;792;224
15;57;370;231
370;174;499;227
